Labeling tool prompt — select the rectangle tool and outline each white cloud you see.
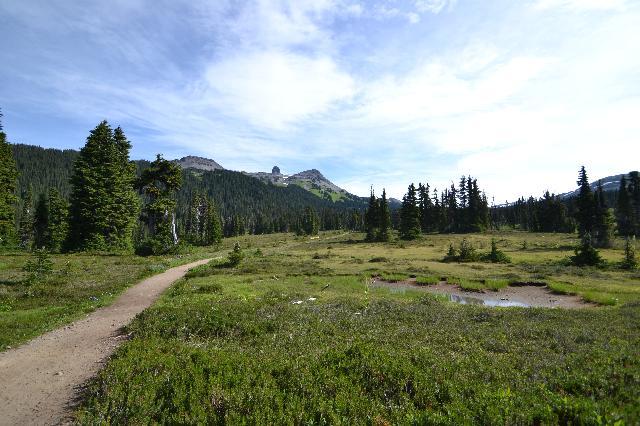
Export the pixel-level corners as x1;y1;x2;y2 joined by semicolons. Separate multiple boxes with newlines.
534;0;626;10
354;56;551;129
415;0;457;14
205;51;355;130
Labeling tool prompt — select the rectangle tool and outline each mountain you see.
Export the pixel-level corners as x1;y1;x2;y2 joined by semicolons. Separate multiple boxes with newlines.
10;144;368;234
559;172;635;199
245;166;360;203
174;156;224;171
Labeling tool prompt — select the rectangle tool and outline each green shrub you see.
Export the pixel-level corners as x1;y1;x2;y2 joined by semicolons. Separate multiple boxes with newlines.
482;239;511;263
22;248;53;283
570;234;603;267
621;236;637;270
228;242;244;267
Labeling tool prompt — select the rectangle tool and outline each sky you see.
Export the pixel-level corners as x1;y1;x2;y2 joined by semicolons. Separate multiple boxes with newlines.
1;0;639;203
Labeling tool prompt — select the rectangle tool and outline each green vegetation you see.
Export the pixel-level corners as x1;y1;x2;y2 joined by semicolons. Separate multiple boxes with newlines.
0;247;217;350
0;110;18;247
67;121;139;251
74;231;640;424
415;275;440;285
136;154;183;255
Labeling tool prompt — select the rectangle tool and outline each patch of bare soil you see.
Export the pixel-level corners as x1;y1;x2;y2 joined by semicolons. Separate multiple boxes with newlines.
0;258;210;426
372;278;595;309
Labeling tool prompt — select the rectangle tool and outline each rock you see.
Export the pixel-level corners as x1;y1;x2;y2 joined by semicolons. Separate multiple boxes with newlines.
272;166;281;175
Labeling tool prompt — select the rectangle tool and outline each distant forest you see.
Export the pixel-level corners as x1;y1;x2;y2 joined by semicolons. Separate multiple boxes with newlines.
1;117;639;255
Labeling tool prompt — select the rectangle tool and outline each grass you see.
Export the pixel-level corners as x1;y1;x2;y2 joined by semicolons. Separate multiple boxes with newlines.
458;279;486;292
415;275;441;285
485;279;510;291
74;233;640;423
378;273;407;282
0;246;221;350
3;230;640;423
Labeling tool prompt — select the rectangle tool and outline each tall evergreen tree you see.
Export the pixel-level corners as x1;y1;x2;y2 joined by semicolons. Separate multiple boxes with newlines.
67;121;139;251
364;187;379;241
137;154;183;254
204;197;223;245
377;189;391;242
298;206;319;236
616;175;633;236
575;166;596;237
45;188;69;252
33;192;48;249
593;180;615;247
0;109;18;247
399;183;421;240
630;171;640;236
18;188;34;249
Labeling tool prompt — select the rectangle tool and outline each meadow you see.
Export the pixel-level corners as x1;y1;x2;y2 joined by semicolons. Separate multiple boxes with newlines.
64;230;640;424
0;247;222;350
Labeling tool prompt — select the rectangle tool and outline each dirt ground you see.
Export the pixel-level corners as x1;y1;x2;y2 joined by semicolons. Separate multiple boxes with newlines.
0;258;210;426
372;278;595;309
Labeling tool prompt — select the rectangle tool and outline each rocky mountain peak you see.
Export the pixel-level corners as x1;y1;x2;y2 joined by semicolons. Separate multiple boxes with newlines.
175;156;224;171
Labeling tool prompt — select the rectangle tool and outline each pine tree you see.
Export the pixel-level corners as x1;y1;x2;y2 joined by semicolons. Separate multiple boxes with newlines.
630;171;640;236
298;206;319;236
204;197;223;245
593;180;615;247
377;189;391;242
33;192;48;249
622;236;637;270
399;183;420;240
571;232;602;267
18;189;34;249
67;121;139;251
364;187;379;241
0;110;18;247
575;166;596;238
616;175;633;236
136;154;183;254
45;188;69;252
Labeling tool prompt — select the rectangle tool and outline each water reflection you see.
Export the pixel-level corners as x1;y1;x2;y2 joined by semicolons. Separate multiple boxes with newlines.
449;294;529;308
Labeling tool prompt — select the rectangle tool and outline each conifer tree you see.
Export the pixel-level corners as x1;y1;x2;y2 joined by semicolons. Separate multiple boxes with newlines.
0;110;18;247
364;187;379;241
593;180;615;247
33;193;48;249
622;236;637;270
630;171;640;236
575;166;596;238
399;183;420;240
45;188;69;252
18;189;34;249
377;189;391;242
298;206;319;236
616;175;633;236
137;154;182;254
67;121;139;251
204;197;223;245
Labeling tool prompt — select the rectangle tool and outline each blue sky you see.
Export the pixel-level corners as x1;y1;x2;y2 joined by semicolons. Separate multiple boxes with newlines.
1;0;638;202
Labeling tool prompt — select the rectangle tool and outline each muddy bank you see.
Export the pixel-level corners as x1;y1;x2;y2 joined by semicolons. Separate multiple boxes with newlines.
372;279;594;309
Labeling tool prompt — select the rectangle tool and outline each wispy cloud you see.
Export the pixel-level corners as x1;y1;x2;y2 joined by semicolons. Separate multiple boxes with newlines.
534;0;627;10
1;0;638;202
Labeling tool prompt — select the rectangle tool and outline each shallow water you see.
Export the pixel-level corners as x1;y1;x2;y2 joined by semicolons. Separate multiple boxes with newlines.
449;294;529;308
388;285;530;307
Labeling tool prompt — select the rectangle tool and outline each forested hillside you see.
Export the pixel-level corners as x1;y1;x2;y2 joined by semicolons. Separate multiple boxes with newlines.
11;144;367;236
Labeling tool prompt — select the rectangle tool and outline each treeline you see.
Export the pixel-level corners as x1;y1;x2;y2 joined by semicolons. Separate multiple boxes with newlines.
493;169;640;243
10;143;366;240
0;117;367;252
366;177;490;240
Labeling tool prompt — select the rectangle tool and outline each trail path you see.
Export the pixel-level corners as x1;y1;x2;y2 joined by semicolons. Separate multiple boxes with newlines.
0;258;210;426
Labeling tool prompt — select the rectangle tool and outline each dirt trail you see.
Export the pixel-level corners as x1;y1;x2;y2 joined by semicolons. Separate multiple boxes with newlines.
0;258;210;426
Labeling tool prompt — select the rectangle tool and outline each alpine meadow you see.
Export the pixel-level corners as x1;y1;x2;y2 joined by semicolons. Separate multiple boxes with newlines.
1;1;639;425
